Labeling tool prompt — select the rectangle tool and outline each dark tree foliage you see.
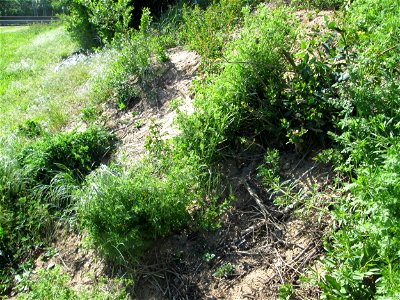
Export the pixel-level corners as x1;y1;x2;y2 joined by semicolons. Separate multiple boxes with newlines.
0;0;61;16
129;0;177;25
65;0;183;49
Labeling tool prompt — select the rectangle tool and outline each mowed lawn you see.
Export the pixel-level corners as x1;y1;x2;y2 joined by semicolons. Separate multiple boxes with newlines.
0;24;93;131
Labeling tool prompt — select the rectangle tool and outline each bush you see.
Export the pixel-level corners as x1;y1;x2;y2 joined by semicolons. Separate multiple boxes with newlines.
77;159;201;264
65;0;178;49
178;3;351;165
177;5;299;165
19;126;117;187
66;0;132;48
92;8;168;108
66;0;99;49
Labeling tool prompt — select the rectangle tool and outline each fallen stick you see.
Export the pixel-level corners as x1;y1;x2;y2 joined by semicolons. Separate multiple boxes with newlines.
242;180;282;232
240;220;267;237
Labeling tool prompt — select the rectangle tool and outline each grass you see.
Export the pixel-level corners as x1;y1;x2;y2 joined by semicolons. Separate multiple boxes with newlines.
0;23;121;295
0;24;93;131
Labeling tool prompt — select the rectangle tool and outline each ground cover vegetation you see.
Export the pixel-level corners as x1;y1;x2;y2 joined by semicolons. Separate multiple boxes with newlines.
1;0;399;298
0;24;95;131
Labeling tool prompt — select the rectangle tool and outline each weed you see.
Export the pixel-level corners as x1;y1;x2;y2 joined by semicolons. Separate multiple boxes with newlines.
17;120;44;138
212;262;235;279
16;265;129;299
19;125;117;187
257;148;280;187
278;283;294;300
92;9;167;109
177;5;297;164
80;105;99;124
203;252;216;263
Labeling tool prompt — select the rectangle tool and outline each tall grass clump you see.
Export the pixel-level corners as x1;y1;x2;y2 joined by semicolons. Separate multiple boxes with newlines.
181;0;261;61
77;126;228;265
0;126;116;295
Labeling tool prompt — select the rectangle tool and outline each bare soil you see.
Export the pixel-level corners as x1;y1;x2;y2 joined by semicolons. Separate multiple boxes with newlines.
133;151;334;300
103;46;200;165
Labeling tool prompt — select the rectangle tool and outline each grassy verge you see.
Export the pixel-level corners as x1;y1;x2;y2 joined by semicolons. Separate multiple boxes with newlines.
0;23;119;296
0;24;91;131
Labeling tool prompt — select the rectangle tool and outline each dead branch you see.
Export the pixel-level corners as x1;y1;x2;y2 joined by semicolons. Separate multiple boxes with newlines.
242;180;282;233
240;220;267;238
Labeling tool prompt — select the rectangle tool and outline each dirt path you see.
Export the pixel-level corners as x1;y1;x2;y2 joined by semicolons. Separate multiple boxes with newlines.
103;46;200;165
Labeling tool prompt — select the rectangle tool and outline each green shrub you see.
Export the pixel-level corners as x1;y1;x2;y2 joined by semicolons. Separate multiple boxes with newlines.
182;0;259;61
176;5;297;164
93;8;167;108
19;126;117;187
257;148;280;187
77;161;200;264
66;0;132;48
66;0;99;49
178;4;350;163
65;0;180;49
283;25;351;149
